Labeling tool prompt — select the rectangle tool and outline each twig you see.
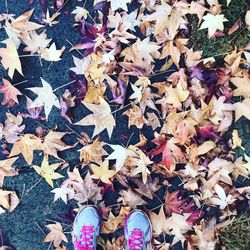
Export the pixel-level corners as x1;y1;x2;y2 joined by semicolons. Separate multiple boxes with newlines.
13;80;28;87
66;39;83;56
53;80;75;92
35;222;46;235
19;54;41;58
230;26;247;43
5;0;8;14
21;177;43;199
111;100;137;114
65;124;84;140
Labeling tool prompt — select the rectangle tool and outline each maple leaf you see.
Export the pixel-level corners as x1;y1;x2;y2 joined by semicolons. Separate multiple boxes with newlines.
108;0;131;12
79;138;107;165
118;188;146;208
0;39;23;79
0;78;22;107
132;177;160;199
91;160;116;184
231;72;250;98
75;97;115;138
102;207;130;233
10;9;43;34
0;112;25;143
129;146;153;184
72;6;89;21
165;83;189;108
0;157;18;188
123;105;149;128
51;187;74;204
27;78;60;119
70;56;89;75
233;98;250;121
63;170;103;204
133;37;160;62
197;141;216;155
209;184;235;209
161;39;188;67
33;157;63;187
44;222;68;247
106;144;137;172
199;13;228;38
41;42;65;62
43;130;73;159
168;213;192;246
23;30;51;54
0;189;20;212
143;0;172;35
149;206;169;236
165;190;186;214
9;134;43;165
42;9;60;27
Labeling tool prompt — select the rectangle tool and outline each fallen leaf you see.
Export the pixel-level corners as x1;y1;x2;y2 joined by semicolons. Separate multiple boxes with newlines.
108;0;131;11
234;98;250;121
0;189;20;212
91;160;116;184
0;39;23;78
27;78;60;119
118;188;146;208
33;156;63;187
106;144;137;172
51;187;74;204
149;206;169;236
44;222;68;247
9;134;43;165
76;97;115;138
199;13;228;38
0;157;18;187
231;72;250;98
0;78;22;107
79;138;107;165
23;30;51;54
197;141;216;155
43;130;73;159
41;42;65;62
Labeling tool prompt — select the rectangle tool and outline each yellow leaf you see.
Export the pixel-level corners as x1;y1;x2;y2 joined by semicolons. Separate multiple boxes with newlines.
33;157;63;187
91;160;116;184
234;98;250;121
0;157;18;187
231;72;250;98
232;129;244;150
0;39;23;79
9;134;43;165
165;83;189;108
0;189;20;212
197;141;216;155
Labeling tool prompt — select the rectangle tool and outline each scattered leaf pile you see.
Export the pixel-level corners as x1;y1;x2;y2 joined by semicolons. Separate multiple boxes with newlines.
0;0;249;249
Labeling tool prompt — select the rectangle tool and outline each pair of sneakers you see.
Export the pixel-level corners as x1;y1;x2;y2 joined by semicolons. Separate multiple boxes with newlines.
72;206;152;250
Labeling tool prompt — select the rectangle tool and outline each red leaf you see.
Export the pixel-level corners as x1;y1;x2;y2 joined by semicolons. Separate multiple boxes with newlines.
0;79;22;107
165;190;185;214
186;210;204;226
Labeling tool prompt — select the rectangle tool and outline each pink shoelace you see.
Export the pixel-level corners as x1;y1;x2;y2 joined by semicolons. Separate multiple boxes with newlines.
128;229;144;250
74;225;95;250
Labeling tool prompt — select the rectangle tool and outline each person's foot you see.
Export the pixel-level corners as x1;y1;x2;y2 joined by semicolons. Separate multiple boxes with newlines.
124;210;152;250
72;206;102;250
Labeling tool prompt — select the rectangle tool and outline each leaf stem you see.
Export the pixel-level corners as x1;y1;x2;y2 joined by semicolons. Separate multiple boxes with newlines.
53;80;75;92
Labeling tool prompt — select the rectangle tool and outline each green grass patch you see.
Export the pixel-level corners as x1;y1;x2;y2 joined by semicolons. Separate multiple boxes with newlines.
219;214;250;250
188;0;249;58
